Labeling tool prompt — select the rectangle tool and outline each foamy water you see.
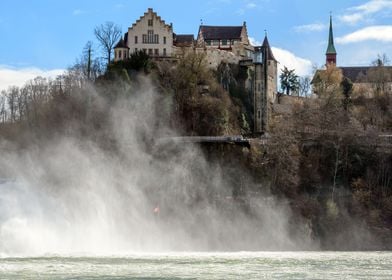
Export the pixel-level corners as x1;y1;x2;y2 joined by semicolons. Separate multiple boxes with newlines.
0;252;391;279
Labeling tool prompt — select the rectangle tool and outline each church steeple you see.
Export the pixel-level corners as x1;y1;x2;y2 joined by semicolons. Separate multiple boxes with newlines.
326;15;337;65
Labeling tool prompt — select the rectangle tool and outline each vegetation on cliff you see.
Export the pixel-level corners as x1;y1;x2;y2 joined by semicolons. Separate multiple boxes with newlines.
0;47;391;249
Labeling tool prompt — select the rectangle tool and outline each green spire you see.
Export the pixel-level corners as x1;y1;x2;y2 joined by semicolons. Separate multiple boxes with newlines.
326;15;337;54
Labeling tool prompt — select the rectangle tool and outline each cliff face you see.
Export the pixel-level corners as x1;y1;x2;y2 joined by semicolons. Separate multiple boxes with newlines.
199;135;392;250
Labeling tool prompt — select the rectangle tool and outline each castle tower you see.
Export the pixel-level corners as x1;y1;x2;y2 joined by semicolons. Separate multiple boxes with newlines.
253;35;277;134
326;15;337;66
114;36;129;62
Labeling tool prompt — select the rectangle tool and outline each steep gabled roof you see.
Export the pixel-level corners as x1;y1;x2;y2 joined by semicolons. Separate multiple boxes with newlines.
174;34;194;46
340;67;369;82
312;66;392;84
130;8;172;32
199;25;243;40
341;66;392;82
124;32;128;45
114;37;129;49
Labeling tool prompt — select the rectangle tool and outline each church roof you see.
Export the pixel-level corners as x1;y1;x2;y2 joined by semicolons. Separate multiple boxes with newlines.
174;34;194;46
340;67;369;82
312;66;392;84
341;66;392;82
199;25;243;40
326;16;337;54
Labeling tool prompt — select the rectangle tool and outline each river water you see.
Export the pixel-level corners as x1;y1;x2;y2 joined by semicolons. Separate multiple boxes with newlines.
0;252;391;279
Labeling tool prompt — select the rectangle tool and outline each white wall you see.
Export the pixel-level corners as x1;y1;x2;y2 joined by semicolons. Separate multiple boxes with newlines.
127;9;173;57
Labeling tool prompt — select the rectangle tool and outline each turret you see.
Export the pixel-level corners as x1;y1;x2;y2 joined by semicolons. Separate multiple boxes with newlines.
262;34;277;103
114;36;129;62
253;34;278;134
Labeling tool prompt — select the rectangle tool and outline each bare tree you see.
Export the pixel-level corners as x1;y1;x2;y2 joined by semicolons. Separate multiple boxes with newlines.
299;76;311;97
368;54;391;96
6;87;19;122
94;22;122;67
0;91;7;123
85;41;93;80
70;41;103;82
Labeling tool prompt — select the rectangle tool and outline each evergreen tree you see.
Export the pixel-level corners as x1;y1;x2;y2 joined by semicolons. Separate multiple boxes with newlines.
280;66;299;95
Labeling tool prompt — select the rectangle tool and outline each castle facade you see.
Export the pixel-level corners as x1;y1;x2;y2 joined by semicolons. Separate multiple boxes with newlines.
114;8;278;134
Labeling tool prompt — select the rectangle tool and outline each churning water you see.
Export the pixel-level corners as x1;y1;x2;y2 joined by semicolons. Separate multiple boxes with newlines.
0;252;391;279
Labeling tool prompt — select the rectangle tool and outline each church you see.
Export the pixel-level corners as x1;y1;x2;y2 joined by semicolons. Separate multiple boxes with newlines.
313;16;392;97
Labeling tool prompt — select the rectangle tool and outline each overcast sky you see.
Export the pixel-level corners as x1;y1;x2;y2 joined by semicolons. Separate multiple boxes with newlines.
0;0;391;90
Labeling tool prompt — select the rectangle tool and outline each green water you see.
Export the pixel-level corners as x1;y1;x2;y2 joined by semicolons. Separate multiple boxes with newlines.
0;252;391;279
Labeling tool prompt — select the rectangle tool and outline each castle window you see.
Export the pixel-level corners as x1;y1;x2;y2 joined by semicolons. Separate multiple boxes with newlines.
148;48;153;55
135;36;138;44
142;34;147;43
143;48;147;53
163;48;166;56
119;50;122;58
148;30;154;43
163;36;166;44
148;19;153;26
154;34;159;44
154;49;159;56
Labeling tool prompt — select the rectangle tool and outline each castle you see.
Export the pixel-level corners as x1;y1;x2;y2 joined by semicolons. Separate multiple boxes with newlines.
114;8;278;134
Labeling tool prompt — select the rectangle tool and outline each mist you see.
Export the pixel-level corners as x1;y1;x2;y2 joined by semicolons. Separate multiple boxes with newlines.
0;78;317;256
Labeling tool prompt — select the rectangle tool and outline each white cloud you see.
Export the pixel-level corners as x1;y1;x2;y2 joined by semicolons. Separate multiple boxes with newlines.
0;66;64;92
336;25;392;44
236;0;266;15
339;13;364;25
246;2;257;9
271;47;313;77
249;37;262;46
72;9;84;16
339;0;392;25
294;23;327;33
249;37;313;76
